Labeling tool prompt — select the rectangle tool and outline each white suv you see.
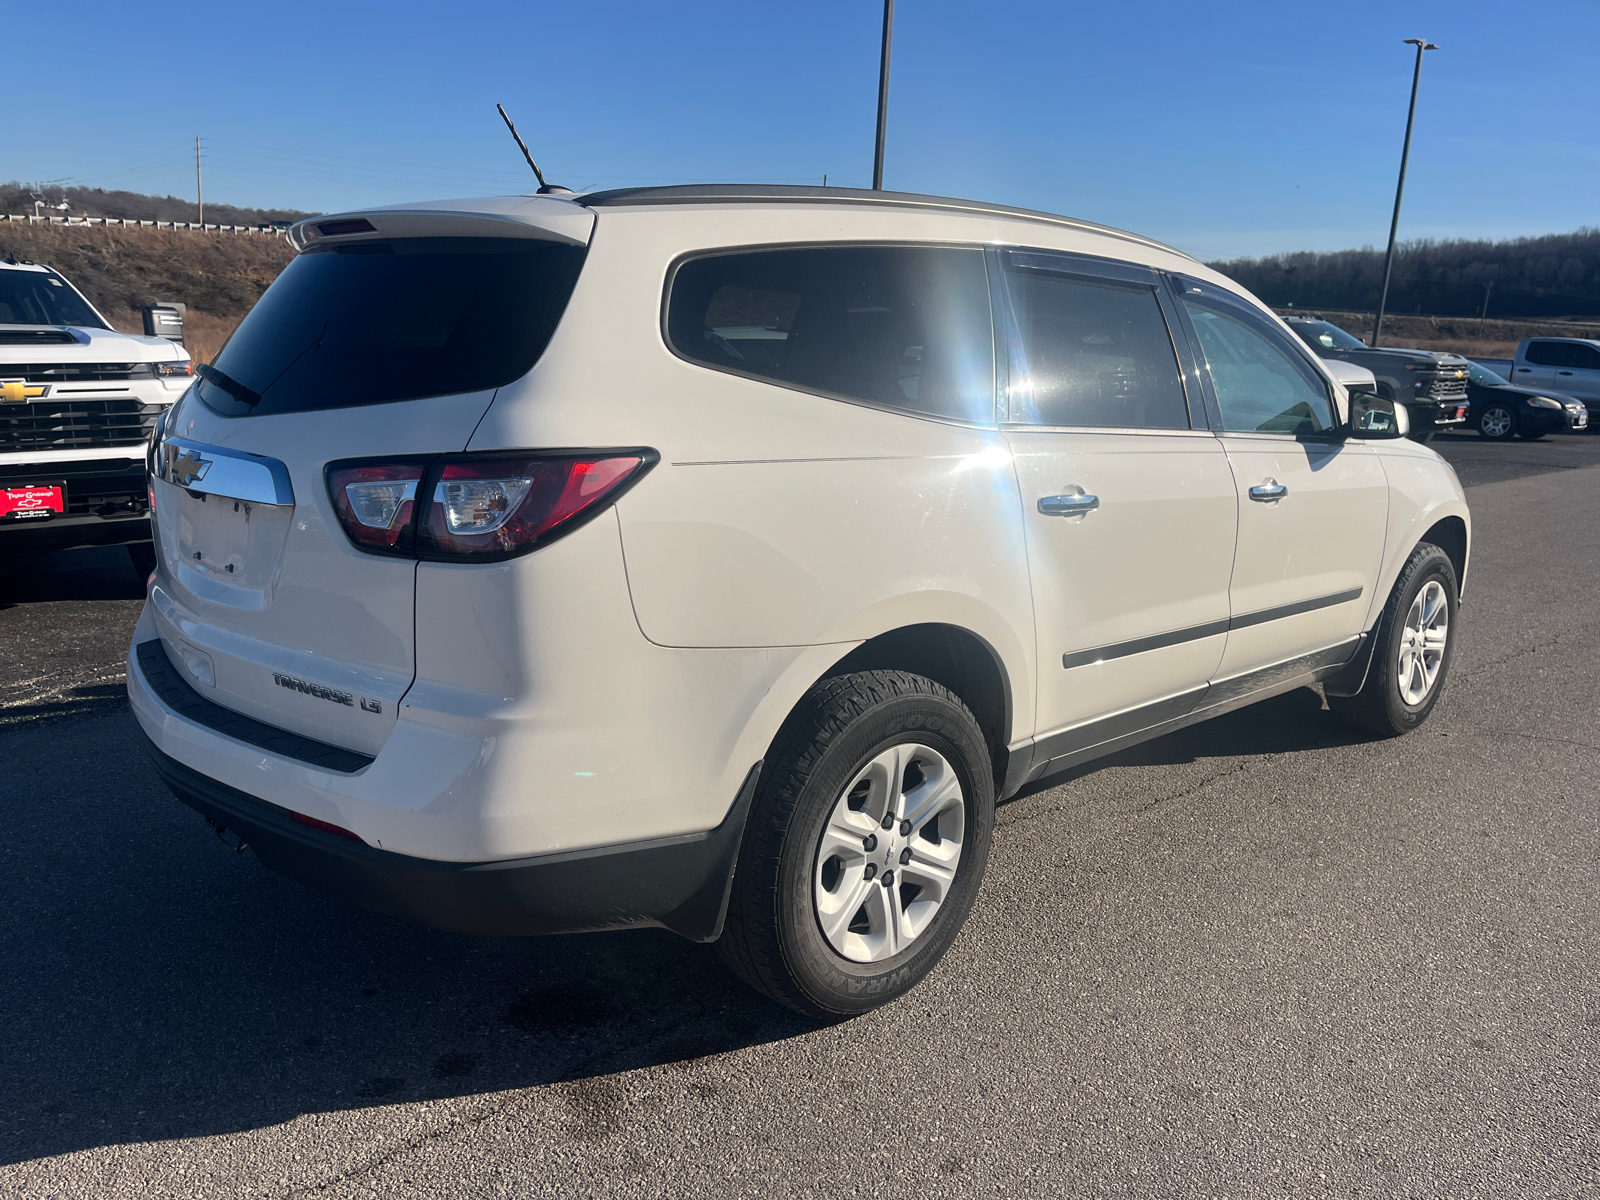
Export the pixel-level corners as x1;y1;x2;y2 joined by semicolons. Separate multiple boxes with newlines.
128;187;1469;1017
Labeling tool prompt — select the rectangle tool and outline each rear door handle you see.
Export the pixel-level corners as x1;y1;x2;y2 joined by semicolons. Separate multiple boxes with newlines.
1037;493;1099;516
1248;480;1287;502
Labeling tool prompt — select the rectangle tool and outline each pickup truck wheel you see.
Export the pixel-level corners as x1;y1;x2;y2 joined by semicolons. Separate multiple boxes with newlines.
717;670;994;1019
1477;402;1517;440
1329;543;1458;737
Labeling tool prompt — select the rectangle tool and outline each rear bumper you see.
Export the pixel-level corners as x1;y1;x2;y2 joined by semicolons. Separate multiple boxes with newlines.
140;727;759;943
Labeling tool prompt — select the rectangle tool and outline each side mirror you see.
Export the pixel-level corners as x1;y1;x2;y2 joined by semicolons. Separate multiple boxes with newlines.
1347;390;1409;439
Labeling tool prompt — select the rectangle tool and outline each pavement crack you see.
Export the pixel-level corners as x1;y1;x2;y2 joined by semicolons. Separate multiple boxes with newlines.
1476;727;1600;753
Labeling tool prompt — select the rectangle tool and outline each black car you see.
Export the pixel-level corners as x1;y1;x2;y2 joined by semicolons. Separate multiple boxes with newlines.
1283;317;1470;439
1464;360;1588;441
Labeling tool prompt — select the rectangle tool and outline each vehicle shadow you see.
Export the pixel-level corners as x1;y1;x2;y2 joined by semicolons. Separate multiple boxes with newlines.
3;688;1362;1166
0;546;145;609
0;711;819;1167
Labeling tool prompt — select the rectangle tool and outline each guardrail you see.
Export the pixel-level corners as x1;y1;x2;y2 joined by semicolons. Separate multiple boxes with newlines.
1;214;286;235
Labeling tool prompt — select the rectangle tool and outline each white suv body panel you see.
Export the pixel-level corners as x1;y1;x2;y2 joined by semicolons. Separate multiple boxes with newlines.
127;190;1470;911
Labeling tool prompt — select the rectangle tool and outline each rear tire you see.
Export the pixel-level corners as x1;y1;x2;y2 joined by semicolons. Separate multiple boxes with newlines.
1477;402;1517;440
717;670;995;1019
1329;543;1458;737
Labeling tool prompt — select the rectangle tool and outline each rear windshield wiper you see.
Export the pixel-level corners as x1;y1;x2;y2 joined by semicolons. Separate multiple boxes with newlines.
197;363;263;408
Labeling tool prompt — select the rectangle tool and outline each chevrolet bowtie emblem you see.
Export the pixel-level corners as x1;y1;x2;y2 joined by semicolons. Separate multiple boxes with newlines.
0;380;48;404
164;444;212;487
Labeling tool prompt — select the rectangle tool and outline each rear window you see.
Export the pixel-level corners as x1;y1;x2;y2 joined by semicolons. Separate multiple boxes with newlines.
195;237;586;417
0;268;105;328
666;245;995;423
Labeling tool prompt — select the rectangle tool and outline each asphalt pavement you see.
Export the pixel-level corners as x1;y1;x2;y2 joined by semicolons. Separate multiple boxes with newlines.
2;430;1597;1199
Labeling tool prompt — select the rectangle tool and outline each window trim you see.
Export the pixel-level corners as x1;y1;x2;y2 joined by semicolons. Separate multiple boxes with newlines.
988;247;1206;433
659;239;1001;428
1523;340;1565;367
1167;274;1341;441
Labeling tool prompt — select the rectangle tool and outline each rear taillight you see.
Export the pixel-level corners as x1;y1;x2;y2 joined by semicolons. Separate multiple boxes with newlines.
328;461;427;554
326;451;656;562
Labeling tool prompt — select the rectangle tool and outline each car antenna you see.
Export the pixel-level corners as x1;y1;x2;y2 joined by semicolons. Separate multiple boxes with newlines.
497;104;573;195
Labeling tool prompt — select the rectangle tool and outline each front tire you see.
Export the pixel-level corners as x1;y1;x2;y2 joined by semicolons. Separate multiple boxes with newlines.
1477;402;1517;440
717;671;995;1019
1329;543;1458;737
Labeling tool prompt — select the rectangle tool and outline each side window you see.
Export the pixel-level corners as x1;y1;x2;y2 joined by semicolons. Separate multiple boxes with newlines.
1524;341;1565;367
1001;257;1190;429
1570;343;1600;370
666;246;995;423
1182;298;1336;435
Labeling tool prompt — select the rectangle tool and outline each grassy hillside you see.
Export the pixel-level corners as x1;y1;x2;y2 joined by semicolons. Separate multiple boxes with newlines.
1273;310;1600;360
5;215;1595;369
1;181;312;228
0;222;293;362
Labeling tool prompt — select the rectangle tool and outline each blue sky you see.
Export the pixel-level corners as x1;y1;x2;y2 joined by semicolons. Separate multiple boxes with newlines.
9;0;1596;260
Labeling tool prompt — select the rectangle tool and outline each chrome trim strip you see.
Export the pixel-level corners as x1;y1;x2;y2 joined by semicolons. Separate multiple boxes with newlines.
1061;587;1363;670
158;435;295;506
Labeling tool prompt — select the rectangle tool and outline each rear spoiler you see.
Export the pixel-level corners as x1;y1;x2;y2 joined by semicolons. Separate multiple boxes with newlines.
288;196;593;252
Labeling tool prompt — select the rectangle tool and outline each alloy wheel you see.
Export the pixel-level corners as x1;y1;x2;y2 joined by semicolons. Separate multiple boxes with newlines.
813;742;966;963
1480;405;1514;438
1397;580;1449;706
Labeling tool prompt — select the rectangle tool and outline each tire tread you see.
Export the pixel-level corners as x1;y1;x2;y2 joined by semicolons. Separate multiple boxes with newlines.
717;670;982;1017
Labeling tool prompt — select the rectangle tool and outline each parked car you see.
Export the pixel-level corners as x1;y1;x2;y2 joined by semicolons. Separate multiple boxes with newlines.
1497;337;1600;426
1282;317;1469;439
1;254;190;570
128;186;1470;1018
1464;359;1587;440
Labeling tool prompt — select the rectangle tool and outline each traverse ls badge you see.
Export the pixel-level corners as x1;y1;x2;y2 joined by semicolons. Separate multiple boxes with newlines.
271;671;383;715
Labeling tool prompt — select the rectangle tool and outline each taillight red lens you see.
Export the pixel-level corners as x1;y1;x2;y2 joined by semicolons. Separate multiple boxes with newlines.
418;455;649;560
328;461;427;553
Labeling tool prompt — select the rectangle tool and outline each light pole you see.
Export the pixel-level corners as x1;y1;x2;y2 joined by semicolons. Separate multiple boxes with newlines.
1371;37;1439;347
872;0;894;190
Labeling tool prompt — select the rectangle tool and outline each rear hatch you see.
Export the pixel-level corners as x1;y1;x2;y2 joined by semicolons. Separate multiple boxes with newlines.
146;200;591;756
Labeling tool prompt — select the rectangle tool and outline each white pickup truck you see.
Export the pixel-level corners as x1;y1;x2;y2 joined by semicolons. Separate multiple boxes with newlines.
1;254;192;570
1478;336;1600;424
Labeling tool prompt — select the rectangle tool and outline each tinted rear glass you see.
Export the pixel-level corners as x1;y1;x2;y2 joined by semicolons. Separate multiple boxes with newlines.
667;245;995;423
0;269;105;328
195;237;586;417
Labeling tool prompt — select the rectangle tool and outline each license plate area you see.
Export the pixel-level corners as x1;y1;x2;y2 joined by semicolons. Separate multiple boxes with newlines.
1;483;65;520
172;487;292;589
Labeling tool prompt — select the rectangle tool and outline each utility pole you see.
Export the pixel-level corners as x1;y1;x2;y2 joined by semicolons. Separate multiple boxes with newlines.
872;0;894;190
1371;38;1438;347
1479;280;1494;330
196;137;204;227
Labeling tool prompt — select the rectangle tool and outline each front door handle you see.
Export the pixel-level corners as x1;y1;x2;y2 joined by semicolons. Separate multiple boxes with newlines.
1559;371;1575;376
1248;480;1287;502
1038;493;1099;516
